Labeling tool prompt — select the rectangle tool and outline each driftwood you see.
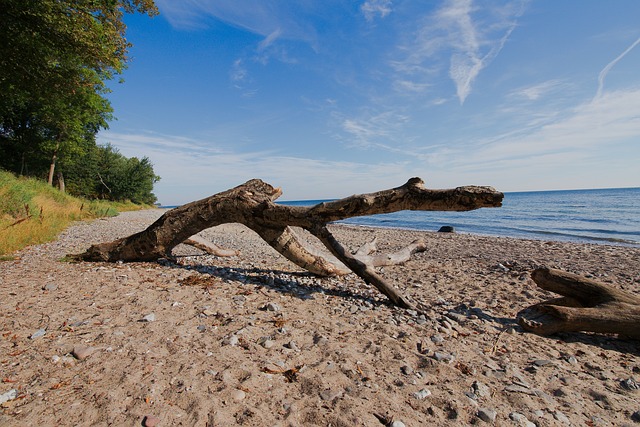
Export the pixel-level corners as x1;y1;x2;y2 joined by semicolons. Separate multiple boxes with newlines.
518;267;640;339
73;177;503;309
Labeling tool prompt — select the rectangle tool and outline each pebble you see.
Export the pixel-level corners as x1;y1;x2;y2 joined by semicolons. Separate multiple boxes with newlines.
0;389;17;405
433;351;455;363
390;421;406;427
472;381;491;398
30;328;46;339
43;283;58;291
141;313;156;322
553;410;571;424
477;407;497;423
621;378;639;391
142;415;161;427
197;325;206;332
258;336;275;348
231;389;246;401
631;410;640;422
430;334;445;344
222;335;239;346
413;388;432;399
72;345;96;360
263;302;281;312
509;412;536;427
401;365;413;376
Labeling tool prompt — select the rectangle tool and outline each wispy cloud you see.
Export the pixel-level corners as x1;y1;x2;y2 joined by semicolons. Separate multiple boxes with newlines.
339;111;410;148
395;0;526;103
595;36;640;100
361;0;393;22
509;80;564;101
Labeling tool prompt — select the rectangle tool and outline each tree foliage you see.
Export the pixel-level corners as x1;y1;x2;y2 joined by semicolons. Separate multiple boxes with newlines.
0;0;158;200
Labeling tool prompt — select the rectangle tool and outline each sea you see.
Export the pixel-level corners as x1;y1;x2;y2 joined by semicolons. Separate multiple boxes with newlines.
279;187;640;247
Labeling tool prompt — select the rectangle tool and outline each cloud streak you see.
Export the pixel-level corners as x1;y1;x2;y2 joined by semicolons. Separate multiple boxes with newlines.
595;36;640;99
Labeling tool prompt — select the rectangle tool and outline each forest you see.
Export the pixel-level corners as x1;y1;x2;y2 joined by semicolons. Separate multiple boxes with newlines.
0;0;160;204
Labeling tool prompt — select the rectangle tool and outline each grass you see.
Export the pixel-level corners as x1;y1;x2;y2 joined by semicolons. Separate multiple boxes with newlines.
0;169;151;257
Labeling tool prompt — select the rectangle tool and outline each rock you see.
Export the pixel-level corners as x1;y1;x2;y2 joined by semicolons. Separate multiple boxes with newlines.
433;351;455;363
553;410;571;424
533;359;553;367
140;313;156;322
142;415;161;427
43;283;58;291
401;365;414;376
72;345;96;360
509;412;536;427
477;408;497;423
258;336;274;348
284;340;298;350
197;325;206;332
231;389;246;401
472;381;491;398
430;334;445;344
222;335;239;346
30;328;46;339
631;410;640;422
319;388;342;401
438;226;455;233
262;302;281;312
0;389;17;405
390;421;406;427
413;388;432;399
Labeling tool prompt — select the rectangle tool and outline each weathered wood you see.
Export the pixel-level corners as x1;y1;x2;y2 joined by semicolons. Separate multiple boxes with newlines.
518;267;640;339
184;235;240;257
73;177;503;307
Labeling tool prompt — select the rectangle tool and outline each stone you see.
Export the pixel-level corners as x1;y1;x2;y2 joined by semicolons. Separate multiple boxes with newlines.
401;365;414;376
413;389;432;399
433;351;455;363
438;225;455;233
263;302;281;312
0;389;17;405
72;345;96;360
30;328;46;339
631;410;640;422
142;415;161;427
477;408;497;423
43;283;58;291
222;335;239;346
472;381;491;398
231;389;246;401
140;313;156;322
390;421;406;427
553;410;571;424
621;378;640;391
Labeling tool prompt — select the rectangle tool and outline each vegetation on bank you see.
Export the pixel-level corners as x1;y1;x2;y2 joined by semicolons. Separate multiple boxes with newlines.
1;1;160;204
0;169;151;257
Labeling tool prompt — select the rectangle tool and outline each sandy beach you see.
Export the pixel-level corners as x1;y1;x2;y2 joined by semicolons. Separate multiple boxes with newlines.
1;209;639;426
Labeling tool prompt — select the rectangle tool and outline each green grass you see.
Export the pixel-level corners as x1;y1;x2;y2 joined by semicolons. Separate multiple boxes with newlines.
0;169;151;257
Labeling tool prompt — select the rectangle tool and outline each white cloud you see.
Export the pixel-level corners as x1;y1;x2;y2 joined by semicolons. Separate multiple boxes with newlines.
361;0;393;22
509;80;564;101
339;111;410;148
395;0;525;104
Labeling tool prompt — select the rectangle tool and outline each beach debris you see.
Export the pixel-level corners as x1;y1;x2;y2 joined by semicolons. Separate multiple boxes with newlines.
261;365;304;383
518;267;640;339
72;177;503;310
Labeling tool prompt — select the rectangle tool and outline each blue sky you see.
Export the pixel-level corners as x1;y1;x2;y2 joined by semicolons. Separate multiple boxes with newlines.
99;0;640;205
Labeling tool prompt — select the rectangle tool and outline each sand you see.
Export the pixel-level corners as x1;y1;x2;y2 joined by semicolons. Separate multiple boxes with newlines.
1;209;639;426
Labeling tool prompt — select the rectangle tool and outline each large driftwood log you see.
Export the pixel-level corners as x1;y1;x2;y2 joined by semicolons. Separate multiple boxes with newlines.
518;267;640;339
73;177;503;308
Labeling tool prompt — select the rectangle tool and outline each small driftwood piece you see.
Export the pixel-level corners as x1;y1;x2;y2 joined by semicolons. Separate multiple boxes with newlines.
518;267;640;339
73;177;503;309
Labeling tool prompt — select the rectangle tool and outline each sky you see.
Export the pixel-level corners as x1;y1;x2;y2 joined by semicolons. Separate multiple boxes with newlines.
99;0;640;205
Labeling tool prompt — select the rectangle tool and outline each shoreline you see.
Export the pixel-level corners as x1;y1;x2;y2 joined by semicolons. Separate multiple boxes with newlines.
1;209;639;426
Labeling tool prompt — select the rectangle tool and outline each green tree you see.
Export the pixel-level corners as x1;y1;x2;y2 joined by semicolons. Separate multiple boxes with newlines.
0;0;158;186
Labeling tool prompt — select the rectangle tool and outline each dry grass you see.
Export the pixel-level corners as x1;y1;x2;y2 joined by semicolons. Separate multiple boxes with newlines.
0;170;149;257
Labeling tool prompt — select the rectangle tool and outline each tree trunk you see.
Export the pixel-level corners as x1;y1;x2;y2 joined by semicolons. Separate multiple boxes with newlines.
47;141;60;186
518;267;640;339
57;171;65;193
72;177;503;308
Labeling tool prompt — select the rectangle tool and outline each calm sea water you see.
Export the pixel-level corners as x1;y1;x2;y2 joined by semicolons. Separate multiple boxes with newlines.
280;187;640;247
